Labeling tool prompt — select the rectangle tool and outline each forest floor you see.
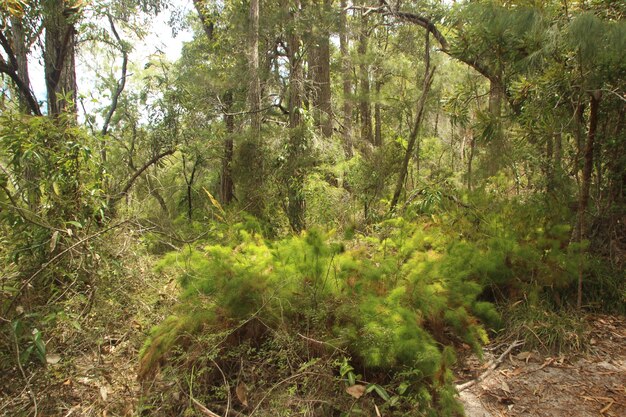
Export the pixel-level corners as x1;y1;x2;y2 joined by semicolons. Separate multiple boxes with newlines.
457;314;626;417
2;253;625;416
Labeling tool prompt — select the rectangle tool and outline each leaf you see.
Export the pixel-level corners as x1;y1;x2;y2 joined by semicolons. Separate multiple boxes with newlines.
32;328;46;361
67;221;83;228
501;381;511;394
236;382;248;407
50;231;59;253
100;385;108;402
367;384;391;402
46;353;61;365
203;187;225;216
346;384;366;399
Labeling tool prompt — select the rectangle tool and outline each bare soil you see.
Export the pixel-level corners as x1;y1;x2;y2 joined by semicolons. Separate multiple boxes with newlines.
457;314;626;417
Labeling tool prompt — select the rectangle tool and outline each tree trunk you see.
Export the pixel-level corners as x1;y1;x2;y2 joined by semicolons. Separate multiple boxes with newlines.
311;0;332;138
286;0;306;232
467;132;475;191
358;9;373;145
249;0;262;134
390;32;435;212
576;91;601;310
221;91;234;205
44;0;78;116
340;0;353;157
374;80;382;146
9;17;32;112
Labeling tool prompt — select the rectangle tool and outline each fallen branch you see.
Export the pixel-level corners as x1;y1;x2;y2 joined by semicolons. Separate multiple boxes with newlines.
456;340;524;392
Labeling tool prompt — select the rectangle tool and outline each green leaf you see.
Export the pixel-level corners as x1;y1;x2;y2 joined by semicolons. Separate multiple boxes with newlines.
366;384;391;402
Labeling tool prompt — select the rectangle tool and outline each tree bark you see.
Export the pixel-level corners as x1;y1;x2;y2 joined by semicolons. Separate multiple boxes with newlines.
44;0;78;116
286;0;306;232
576;91;601;310
390;31;435;212
374;80;382;146
340;0;353;157
311;0;333;138
248;0;262;135
9;16;33;112
358;10;373;145
221;91;235;205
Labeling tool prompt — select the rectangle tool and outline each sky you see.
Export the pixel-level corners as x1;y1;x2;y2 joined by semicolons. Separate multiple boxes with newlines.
29;0;195;117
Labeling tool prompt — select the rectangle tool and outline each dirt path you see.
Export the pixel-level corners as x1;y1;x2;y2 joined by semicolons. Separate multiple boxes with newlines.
458;315;626;417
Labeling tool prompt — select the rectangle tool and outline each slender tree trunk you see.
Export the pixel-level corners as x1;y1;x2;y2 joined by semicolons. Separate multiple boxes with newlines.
358;9;373;145
390;32;435;212
249;0;261;134
221;92;234;205
44;0;78;116
313;0;332;138
374;80;382;146
340;0;353;157
467;132;475;191
576;91;601;310
486;74;504;175
286;0;306;232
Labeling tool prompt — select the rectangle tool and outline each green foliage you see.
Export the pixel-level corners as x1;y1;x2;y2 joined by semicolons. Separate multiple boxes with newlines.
141;219;503;415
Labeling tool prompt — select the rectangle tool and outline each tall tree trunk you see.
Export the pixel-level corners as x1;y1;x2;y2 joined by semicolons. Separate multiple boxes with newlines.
576;91;601;310
249;0;261;134
221;92;235;205
311;0;332;138
44;0;78;116
486;74;504;175
358;10;373;145
239;0;265;215
390;31;435;212
340;0;353;157
9;16;32;112
286;0;306;232
374;80;382;146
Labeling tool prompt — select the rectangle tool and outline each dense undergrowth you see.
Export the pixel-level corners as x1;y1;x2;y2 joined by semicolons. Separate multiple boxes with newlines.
137;193;623;416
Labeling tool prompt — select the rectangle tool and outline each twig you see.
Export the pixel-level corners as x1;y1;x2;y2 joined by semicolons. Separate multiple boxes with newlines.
4;221;129;316
12;325;37;417
456;340;524;392
297;333;346;353
211;359;231;417
248;372;322;417
191;397;221;417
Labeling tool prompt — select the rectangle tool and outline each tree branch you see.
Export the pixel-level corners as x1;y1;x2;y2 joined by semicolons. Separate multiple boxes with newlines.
108;149;176;207
101;15;129;137
0;31;41;115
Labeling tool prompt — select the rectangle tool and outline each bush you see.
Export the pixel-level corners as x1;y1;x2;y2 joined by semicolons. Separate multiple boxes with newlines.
140;219;501;415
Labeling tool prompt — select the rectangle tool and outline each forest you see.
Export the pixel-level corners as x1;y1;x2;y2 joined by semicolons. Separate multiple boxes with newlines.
0;0;624;416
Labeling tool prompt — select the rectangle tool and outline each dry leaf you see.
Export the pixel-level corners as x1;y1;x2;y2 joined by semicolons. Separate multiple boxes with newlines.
236;381;248;407
346;384;366;399
501;381;511;394
46;353;61;365
100;385;108;402
50;231;59;252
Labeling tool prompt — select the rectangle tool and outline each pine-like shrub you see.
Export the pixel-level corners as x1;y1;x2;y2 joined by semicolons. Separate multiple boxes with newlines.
140;219;501;415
